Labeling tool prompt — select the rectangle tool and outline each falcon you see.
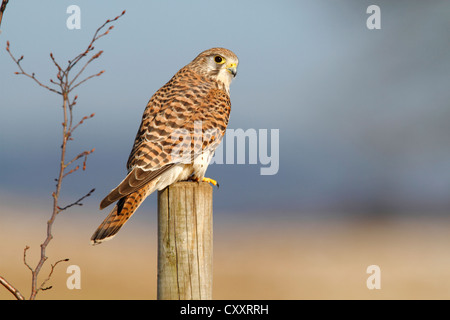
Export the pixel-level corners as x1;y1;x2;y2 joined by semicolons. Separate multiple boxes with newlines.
91;48;239;244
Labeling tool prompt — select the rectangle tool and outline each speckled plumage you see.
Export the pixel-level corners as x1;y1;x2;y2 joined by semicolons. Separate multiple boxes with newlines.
91;48;238;244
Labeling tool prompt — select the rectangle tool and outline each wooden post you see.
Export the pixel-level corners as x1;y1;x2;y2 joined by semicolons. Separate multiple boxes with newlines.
157;181;213;300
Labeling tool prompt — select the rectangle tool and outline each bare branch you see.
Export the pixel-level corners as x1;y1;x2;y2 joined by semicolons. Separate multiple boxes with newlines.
2;10;125;300
23;246;33;272
73;113;95;130
69;10;125;70
62;165;80;178
65;148;95;169
70;70;105;92
36;258;69;294
69;95;78;108
57;188;95;212
49;52;63;73
6;42;62;95
69;50;103;88
0;276;25;300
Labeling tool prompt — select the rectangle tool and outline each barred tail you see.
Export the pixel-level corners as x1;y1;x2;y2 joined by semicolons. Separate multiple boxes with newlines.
90;184;153;245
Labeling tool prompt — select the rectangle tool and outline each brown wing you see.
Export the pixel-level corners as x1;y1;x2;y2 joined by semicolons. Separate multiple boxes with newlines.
100;68;230;209
99;165;173;210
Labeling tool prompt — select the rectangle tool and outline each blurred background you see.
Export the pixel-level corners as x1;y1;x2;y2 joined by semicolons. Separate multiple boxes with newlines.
1;0;450;299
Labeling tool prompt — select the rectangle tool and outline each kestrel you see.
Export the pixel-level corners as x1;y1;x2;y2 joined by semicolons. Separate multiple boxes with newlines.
91;48;239;245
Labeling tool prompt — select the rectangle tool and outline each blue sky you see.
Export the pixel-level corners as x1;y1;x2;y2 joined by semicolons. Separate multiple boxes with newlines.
1;1;450;219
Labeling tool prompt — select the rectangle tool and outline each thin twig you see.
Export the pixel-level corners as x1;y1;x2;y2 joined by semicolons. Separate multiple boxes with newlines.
65;148;95;169
57;188;95;212
6;42;62;95
68;10;125;71
69;113;95;135
69;50;103;88
62;165;80;178
36;258;69;294
71;70;104;92
23;246;33;272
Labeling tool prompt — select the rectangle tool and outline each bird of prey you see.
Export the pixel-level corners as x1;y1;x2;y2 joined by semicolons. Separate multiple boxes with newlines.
91;48;238;245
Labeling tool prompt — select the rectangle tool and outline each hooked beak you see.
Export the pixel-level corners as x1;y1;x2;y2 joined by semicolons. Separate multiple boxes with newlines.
226;63;237;77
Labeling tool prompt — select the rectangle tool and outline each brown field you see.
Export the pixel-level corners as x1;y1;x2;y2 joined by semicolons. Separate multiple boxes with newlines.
1;203;450;300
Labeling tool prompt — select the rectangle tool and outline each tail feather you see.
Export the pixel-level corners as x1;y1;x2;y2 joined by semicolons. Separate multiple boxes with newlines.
90;183;153;245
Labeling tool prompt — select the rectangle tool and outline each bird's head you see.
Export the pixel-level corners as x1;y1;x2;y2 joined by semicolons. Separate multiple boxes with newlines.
190;47;239;92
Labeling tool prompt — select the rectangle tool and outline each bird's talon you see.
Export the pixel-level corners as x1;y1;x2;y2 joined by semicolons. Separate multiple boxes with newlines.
202;177;219;188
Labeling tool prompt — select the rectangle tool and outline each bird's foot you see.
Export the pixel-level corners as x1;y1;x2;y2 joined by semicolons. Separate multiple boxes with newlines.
201;177;219;188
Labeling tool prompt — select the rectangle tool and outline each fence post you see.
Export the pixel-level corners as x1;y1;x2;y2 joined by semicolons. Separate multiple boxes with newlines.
157;181;213;300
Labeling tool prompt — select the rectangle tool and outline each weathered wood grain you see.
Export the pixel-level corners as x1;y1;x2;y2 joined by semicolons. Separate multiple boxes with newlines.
157;181;213;300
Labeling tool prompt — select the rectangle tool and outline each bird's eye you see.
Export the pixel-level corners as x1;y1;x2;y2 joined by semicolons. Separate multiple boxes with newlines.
214;55;225;64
